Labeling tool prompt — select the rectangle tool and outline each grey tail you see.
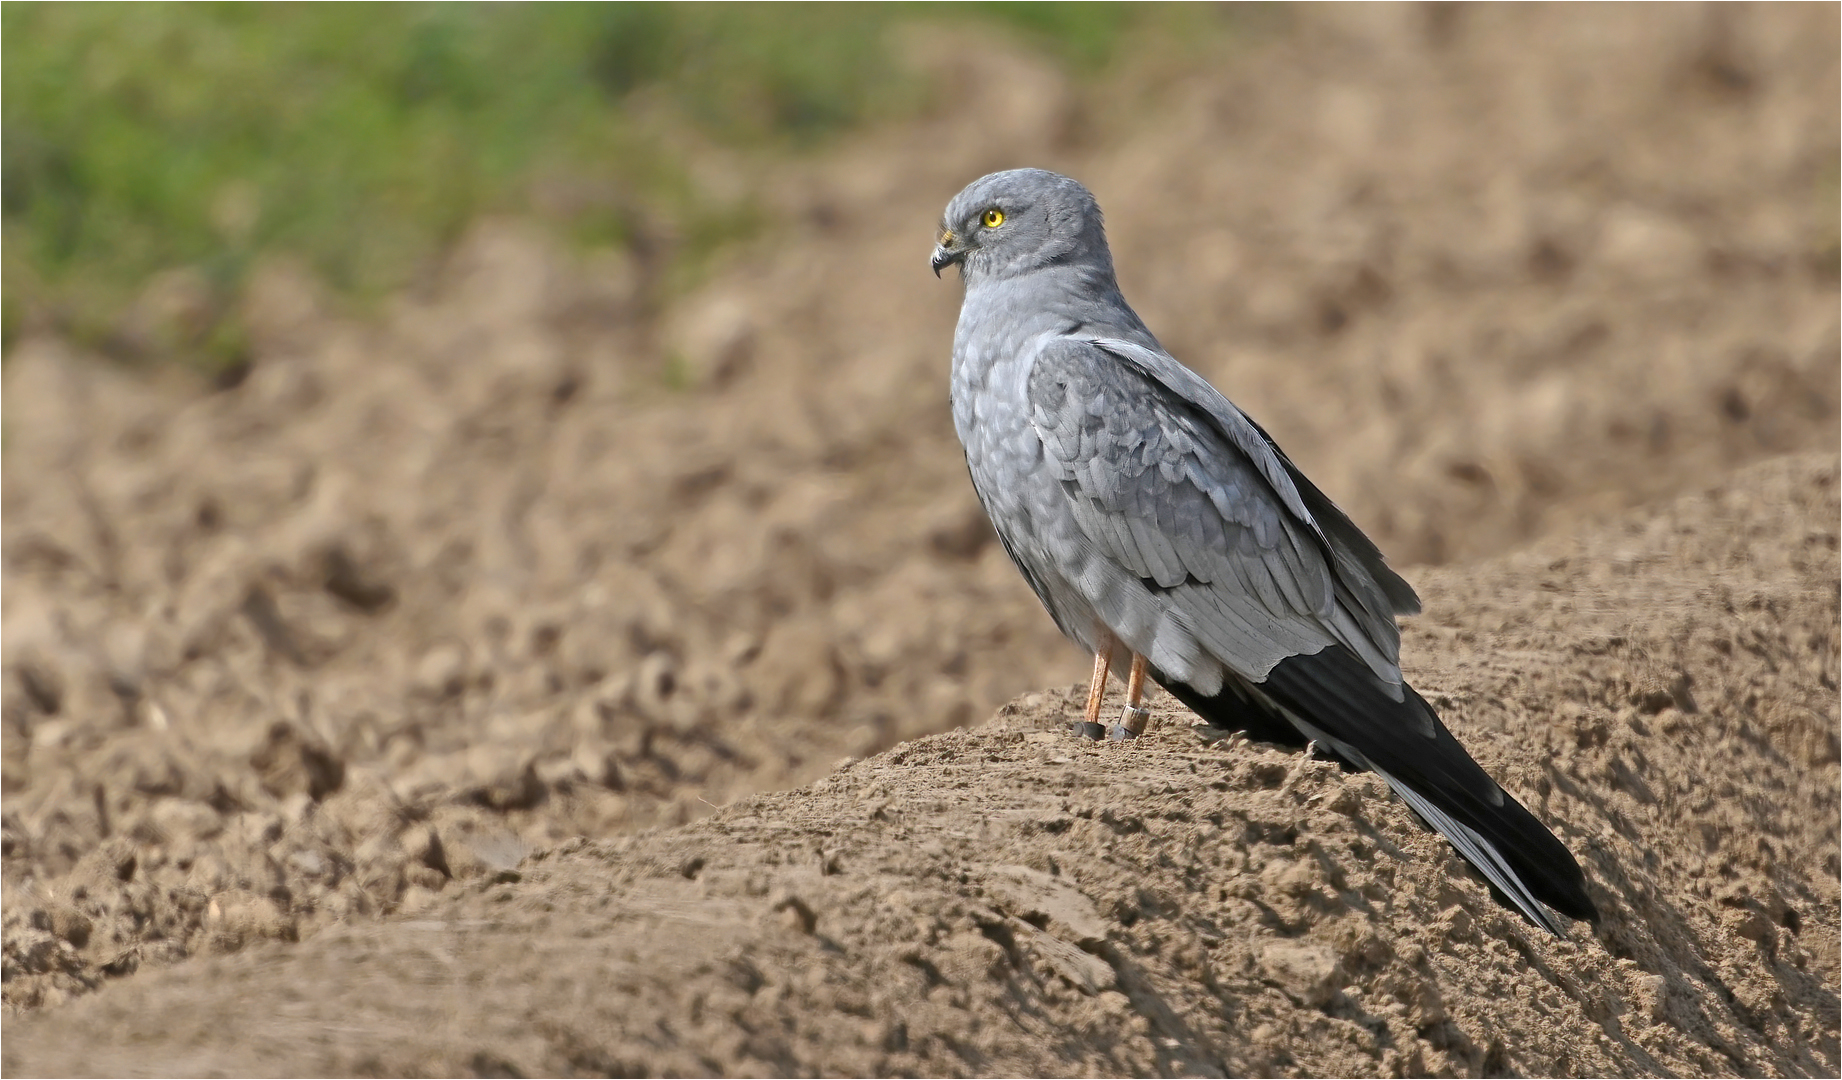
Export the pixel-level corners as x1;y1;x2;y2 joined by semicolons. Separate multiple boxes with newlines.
1157;645;1598;934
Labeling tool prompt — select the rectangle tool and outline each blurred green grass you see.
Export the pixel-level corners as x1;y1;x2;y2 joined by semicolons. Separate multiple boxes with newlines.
2;2;1229;367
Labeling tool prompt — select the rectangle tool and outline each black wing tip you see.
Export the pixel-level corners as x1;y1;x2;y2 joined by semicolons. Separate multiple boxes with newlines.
1393;683;1600;927
1384;574;1423;616
1548;882;1601;927
1166;647;1601;935
1496;876;1598;936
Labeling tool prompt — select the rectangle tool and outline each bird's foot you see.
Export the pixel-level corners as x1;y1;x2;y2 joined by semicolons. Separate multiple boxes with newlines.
1108;703;1151;742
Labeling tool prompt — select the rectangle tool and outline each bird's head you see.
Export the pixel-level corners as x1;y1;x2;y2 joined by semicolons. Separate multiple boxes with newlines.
931;168;1111;283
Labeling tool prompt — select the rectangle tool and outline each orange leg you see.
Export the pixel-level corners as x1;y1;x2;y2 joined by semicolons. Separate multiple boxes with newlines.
1080;640;1113;731
1111;653;1152;741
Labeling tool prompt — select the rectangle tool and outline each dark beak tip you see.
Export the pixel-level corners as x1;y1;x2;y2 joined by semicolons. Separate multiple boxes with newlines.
930;245;955;279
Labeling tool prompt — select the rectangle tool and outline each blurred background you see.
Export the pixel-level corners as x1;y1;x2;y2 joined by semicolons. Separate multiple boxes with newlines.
3;2;1218;359
3;2;1837;1011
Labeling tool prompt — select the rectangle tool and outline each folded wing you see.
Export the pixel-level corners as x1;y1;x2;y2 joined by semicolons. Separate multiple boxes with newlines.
1025;334;1595;932
1025;335;1411;691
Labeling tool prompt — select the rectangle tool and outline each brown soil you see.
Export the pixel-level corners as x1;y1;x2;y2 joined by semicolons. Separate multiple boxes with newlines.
4;5;1838;1076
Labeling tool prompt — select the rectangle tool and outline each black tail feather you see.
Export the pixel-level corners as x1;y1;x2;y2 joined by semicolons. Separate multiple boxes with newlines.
1158;646;1598;929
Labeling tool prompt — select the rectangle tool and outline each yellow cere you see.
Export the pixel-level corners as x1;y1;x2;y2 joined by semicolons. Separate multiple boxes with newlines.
982;208;1005;228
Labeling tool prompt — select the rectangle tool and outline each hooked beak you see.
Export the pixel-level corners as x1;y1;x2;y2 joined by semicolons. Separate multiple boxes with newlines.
931;231;963;278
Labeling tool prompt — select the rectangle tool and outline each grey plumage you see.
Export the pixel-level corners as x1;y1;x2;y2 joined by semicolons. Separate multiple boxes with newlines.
934;168;1595;934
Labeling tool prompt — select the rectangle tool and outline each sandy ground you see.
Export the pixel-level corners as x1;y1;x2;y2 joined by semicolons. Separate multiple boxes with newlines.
3;4;1838;1076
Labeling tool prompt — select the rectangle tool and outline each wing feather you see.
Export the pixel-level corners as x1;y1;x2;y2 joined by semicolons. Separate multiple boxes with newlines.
1011;333;1591;935
1087;338;1417;639
1027;336;1407;686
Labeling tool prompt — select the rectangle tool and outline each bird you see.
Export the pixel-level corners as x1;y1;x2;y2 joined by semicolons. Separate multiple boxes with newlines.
931;168;1597;935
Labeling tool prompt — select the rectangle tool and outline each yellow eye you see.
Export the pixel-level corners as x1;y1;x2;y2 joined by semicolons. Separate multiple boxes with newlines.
981;208;1005;228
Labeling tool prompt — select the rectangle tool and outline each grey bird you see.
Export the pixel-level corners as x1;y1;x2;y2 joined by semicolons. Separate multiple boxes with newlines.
932;168;1597;934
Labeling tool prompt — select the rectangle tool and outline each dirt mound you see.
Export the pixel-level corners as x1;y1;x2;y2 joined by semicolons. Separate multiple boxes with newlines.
2;4;1838;1074
6;453;1838;1076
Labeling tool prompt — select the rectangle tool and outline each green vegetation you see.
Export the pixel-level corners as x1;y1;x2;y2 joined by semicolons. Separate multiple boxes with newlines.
2;3;1229;366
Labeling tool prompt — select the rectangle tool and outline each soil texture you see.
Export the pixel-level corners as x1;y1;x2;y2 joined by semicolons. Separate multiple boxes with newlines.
3;5;1838;1076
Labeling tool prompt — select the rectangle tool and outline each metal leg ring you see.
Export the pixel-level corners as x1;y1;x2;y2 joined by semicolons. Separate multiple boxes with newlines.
1108;704;1152;741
